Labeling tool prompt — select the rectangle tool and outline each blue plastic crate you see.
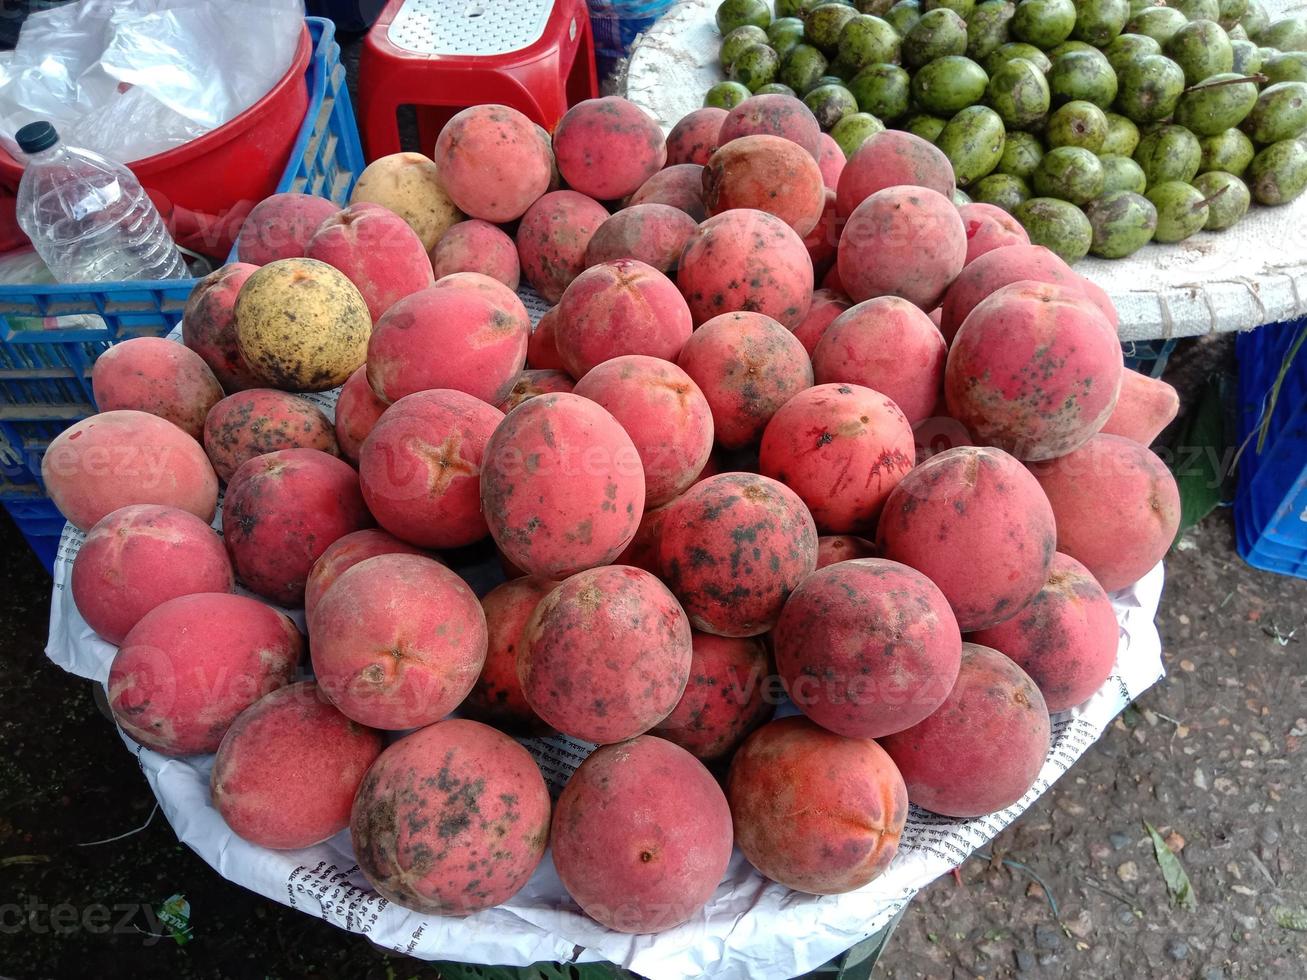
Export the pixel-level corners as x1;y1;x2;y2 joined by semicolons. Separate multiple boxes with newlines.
1121;337;1178;379
1235;318;1307;580
588;1;673;76
0;483;65;573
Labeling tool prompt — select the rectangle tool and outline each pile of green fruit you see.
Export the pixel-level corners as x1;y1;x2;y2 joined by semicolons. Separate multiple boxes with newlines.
706;0;1307;262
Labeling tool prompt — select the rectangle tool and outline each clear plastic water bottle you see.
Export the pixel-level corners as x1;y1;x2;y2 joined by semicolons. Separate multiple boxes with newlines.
15;121;188;284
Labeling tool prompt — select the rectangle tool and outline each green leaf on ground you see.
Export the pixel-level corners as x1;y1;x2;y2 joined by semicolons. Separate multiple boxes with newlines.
1274;907;1307;931
1168;375;1227;540
1144;822;1196;910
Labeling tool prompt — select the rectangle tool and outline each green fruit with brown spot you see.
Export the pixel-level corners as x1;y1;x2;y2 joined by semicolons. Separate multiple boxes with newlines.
984;42;1052;75
1256;17;1307;53
1073;0;1130;46
1046;100;1109;151
987;57;1051;129
731;44;782;90
768;18;808;59
1012;0;1077;48
839;14;902;70
1115;55;1186;123
1231;40;1264;75
885;0;923;35
1173;74;1258;138
850;64;913;119
1191;171;1251;228
806;3;862;53
997;129;1045;176
1247;138;1307;204
1220;0;1248;19
902;8;969;68
1133;124;1202;187
1048;49;1118;108
1085;190;1157;257
832;112;887;156
937;105;1008;185
1013;197;1093;262
1100;154;1149;192
1103;33;1161;73
804;83;860;128
1166;21;1235;87
1146;181;1209;241
913;56;991;114
1174;0;1219;22
781;44;831;93
1102;113;1141;155
903;113;949;141
1124;7;1187;46
968;1;1017;60
1262;51;1307;83
1033;145;1105;203
1242;82;1307;145
1199;128;1256;175
722;26;770;67
718;0;772;33
1240;0;1269;40
971;172;1033;210
925;0;976;15
706;81;755;109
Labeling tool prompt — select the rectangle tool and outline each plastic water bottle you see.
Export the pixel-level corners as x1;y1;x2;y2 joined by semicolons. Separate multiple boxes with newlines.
15;121;188;284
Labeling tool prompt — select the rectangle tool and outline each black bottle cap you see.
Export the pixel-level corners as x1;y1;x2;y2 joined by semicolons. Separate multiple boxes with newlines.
16;121;58;154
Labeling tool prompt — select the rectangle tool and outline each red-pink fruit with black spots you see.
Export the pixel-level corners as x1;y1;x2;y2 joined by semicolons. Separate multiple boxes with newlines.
628;164;707;221
665;106;728;165
790;287;851;355
107;593;301;756
912;414;974;463
938;243;1082;343
573;355;714;507
971;552;1119;712
1100;370;1179;446
222;448;372;606
651;631;775;762
310;554;486;729
718;94;822;157
236;192;338;265
703;135;827;236
946;280;1123;460
759;383;915;533
91;337;223;440
211;681;382;849
835;130;956;219
614;499;675;574
958;201;1029;265
659;473;818;637
553;96;667;200
182;262;263;392
583;204;699;274
350;719;550;913
462;577;556;735
520;565;692;743
515;190;610;304
877;446;1058;631
334;367;388;464
551;735;733;931
303;528;431;623
366;274;529;406
433;104;554;222
305;203;434;322
677;209;814;328
1078;275;1118;327
802;188;840;278
880;643;1051;818
481;393;646;578
430;219;521;291
527;305;566;371
774;558;962;737
72;504;233;645
497;369;575;413
816;534;877;567
203;389;338;482
556;259;693;378
811;297;947;424
1028;433;1180;592
727;715;908;894
358;388;503;549
816;133;845;189
838;186;967;310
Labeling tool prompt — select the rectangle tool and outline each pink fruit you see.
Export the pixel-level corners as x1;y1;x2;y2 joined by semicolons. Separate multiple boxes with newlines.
305;202;434;322
462;577;556;734
790;287;851;355
350;719;550;913
311;554;486;729
433;104;554;222
912;414;974;463
108;593;301;756
334;366;388;464
614;499;675;574
718;94;823;156
303;528;429;624
876;446;1057;631
816;133;845;189
1100;370;1179;445
835;130;956;219
551;736;733;932
182;262;262;392
938;243;1082;343
728;716;908;894
71;504;233;645
553;96;667;200
704;135;826;236
659;473;818;636
211;681;382;849
880;643;1051;818
92;338;223;440
802;188;840;278
481;393;645;578
959;201;1030;264
527;305;566;370
665;106;728;165
515;190;610;303
236;192;338;265
583;203;699;274
430;219;521;290
816;534;877;567
759;383;915;532
1078;275;1119;328
203;389;338;482
497;368;576;413
627;164;707;221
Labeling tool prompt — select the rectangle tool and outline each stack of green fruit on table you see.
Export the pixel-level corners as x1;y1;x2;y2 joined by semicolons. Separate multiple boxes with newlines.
706;0;1307;261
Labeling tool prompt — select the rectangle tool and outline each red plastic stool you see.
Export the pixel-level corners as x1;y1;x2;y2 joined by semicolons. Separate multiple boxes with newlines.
358;0;598;161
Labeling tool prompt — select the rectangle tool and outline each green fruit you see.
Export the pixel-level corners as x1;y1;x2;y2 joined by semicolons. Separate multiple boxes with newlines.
1146;181;1209;241
1192;170;1251;228
781;44;831;92
1230;40;1265;76
1133;124;1202;186
1256;17;1307;52
885;0;924;35
1126;0;1153;15
998;129;1046;176
1034;145;1106;202
904;113;950;141
850;64;913;118
1116;55;1187;123
971;172;1033;209
953;187;975;204
1011;0;1077;48
778;0;825;15
1247;138;1307;204
832;111;887;155
1073;0;1130;46
1173;0;1219;21
1102;113;1142;155
1047;49;1119;108
1261;51;1307;83
984;42;1053;75
968;1;1017;61
817;73;850;87
1014;197;1093;262
839;15;902;70
1047;40;1099;60
717;0;772;34
754;82;799;96
722;26;770;67
1199;128;1256;175
1166;21;1235;87
1046;100;1110;150
937;105;1008;184
767;18;809;60
705;81;754;108
730;44;782;89
1085;190;1157;256
806;3;862;52
1173;73;1259;138
1100;154;1149;191
1243;82;1307;145
902;8;969;68
925;0;977;15
1124;8;1187;46
1219;0;1249;19
913;56;991;114
1103;33;1161;73
804;83;861;128
856;0;897;12
1240;0;1269;41
987;57;1052;129
1228;24;1249;42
